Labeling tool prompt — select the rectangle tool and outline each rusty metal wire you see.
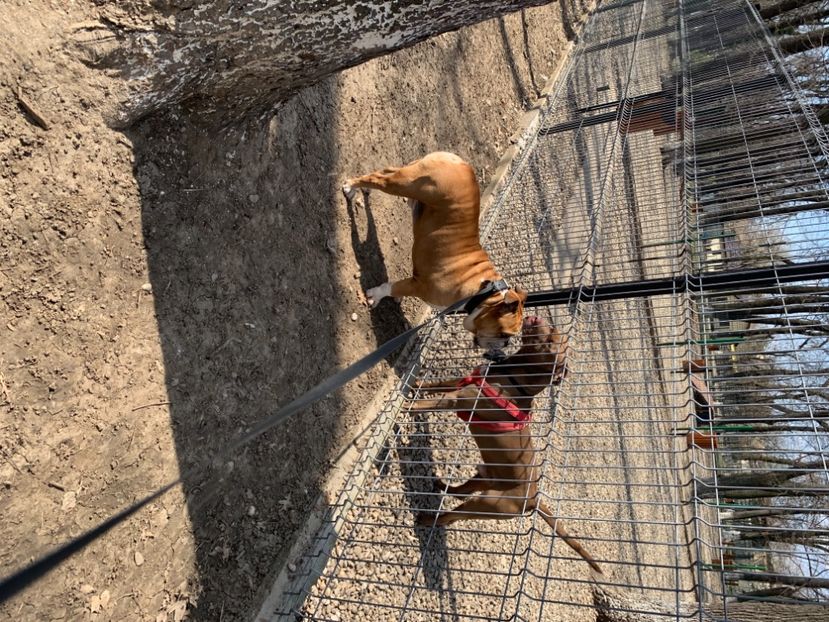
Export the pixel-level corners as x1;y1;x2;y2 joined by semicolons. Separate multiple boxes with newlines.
264;0;829;619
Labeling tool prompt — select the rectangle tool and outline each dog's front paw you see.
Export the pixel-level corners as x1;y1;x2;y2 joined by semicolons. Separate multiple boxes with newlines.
341;180;357;200
365;283;391;308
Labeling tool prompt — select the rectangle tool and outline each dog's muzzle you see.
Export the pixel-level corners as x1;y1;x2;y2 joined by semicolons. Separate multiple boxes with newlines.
475;334;511;359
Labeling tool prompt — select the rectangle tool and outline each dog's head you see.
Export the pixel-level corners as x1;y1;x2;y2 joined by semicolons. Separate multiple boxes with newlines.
463;287;527;354
518;315;569;384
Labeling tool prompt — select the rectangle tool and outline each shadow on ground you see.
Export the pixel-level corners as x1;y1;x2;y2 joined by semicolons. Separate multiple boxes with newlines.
128;81;357;620
394;414;460;617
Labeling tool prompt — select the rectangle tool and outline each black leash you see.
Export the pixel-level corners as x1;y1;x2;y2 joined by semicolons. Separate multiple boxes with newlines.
0;282;502;604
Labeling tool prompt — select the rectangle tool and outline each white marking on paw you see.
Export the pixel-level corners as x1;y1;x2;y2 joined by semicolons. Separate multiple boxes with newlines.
366;282;391;308
342;181;356;199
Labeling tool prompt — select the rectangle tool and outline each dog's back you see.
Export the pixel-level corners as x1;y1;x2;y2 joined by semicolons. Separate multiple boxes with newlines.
343;152;525;344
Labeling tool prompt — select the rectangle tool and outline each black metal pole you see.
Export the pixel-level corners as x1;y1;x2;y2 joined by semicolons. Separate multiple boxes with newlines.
520;260;829;308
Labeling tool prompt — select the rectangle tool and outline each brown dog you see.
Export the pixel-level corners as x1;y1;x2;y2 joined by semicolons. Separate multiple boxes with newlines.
343;151;526;352
406;316;602;573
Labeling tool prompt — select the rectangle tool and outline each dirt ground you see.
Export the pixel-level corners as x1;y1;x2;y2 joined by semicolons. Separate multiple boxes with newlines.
0;1;584;620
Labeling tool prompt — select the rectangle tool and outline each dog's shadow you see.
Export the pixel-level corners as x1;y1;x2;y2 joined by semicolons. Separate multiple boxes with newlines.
395;412;461;614
345;191;411;355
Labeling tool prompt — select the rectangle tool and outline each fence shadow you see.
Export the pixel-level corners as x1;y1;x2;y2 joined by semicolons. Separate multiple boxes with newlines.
396;413;460;616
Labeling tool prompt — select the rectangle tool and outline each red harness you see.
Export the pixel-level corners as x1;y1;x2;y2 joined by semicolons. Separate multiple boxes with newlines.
455;367;531;432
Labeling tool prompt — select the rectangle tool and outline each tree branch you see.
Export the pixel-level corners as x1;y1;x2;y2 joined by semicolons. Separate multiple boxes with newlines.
778;26;829;55
759;0;822;20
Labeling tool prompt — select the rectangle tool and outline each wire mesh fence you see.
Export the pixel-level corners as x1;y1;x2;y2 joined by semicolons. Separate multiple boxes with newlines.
264;0;829;619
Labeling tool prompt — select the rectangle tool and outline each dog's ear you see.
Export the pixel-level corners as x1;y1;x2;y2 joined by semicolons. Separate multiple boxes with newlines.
483;289;520;311
498;288;527;311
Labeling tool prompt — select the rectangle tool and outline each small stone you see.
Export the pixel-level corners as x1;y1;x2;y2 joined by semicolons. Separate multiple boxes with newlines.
79;584;94;594
140;283;152;292
350;312;358;321
248;193;259;204
287;562;297;573
247;505;256;516
392;237;399;245
134;551;144;566
61;491;76;511
99;590;110;607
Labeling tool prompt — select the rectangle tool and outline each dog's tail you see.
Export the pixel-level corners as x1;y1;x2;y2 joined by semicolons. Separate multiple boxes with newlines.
536;501;603;574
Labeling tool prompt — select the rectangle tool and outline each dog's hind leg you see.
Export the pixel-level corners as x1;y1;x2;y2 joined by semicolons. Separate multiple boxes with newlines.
343;153;473;207
342;165;417;200
438;469;492;496
415;477;494;526
419;489;527;528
